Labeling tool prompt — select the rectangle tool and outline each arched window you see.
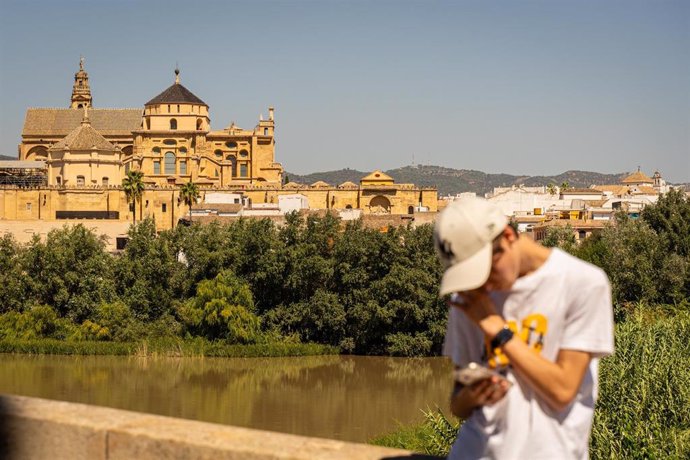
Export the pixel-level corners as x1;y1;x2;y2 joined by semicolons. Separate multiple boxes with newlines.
214;149;223;158
179;147;187;154
102;177;109;186
196;118;203;130
408;205;414;214
164;152;176;174
170;119;177;130
239;149;249;158
152;147;161;154
76;175;85;186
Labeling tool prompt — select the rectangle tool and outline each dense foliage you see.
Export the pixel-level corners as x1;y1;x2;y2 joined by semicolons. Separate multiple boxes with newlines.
0;213;446;355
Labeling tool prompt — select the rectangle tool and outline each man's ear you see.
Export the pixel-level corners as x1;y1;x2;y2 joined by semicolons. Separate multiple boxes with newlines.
503;225;518;243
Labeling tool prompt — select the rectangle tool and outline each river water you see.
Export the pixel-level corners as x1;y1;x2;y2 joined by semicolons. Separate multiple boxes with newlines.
0;354;453;442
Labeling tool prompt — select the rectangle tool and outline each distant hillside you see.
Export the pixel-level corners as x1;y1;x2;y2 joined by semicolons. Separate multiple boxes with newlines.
286;165;629;196
0;154;17;161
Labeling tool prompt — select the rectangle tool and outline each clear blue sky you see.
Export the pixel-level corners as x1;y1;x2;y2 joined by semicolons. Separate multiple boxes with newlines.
1;0;688;182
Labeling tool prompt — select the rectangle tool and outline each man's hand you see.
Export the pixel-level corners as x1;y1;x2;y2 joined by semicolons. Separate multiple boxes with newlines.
448;290;505;338
451;375;511;419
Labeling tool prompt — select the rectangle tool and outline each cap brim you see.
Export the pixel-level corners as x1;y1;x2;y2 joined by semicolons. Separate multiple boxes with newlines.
439;242;492;296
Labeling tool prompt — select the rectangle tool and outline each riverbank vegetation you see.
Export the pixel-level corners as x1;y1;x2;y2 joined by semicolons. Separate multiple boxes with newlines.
0;210;446;356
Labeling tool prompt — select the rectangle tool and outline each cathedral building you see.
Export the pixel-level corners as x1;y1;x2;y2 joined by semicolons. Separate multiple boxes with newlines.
20;62;282;187
1;59;437;241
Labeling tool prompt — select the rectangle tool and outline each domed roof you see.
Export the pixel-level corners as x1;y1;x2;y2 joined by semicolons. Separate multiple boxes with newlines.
145;70;207;106
48;113;117;152
621;170;653;184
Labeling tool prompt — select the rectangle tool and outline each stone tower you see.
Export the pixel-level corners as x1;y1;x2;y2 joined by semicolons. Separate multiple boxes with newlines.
70;56;92;109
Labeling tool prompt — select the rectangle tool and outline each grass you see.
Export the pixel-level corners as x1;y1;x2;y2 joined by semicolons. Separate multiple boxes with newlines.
0;338;339;358
372;304;690;459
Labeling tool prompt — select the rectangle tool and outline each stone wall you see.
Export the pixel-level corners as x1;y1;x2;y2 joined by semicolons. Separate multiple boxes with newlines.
0;394;435;460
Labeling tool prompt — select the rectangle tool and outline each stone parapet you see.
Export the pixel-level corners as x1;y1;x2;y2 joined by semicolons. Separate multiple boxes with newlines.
0;394;435;460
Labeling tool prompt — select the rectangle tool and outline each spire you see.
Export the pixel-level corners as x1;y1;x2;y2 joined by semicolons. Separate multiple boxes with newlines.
175;65;180;84
70;56;92;109
81;105;90;125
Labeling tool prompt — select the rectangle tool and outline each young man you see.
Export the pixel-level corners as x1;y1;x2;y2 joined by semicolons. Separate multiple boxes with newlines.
434;197;614;460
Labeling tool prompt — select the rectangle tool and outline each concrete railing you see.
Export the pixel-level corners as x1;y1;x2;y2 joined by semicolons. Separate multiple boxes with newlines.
0;394;438;460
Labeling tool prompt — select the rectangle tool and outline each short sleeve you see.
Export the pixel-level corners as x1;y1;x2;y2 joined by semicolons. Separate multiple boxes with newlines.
443;307;484;367
560;271;614;357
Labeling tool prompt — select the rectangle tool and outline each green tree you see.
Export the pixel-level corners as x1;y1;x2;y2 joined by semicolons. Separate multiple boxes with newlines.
560;181;570;192
540;224;577;254
122;169;145;225
178;270;260;343
179;180;200;223
546;183;557;196
22;225;115;322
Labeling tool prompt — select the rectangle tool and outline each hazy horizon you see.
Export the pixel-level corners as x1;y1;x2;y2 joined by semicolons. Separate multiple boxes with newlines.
1;0;688;182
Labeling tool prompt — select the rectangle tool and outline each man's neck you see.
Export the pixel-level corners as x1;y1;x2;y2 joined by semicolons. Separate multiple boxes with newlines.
517;238;552;278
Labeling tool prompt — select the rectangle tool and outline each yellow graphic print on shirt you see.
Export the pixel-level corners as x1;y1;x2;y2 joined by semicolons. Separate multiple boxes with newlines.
486;313;548;369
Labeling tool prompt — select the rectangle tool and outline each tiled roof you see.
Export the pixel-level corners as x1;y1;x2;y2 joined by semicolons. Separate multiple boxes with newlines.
48;120;117;151
310;180;331;188
23;108;141;136
622;170;653;184
338;181;358;188
562;188;603;194
145;83;207;106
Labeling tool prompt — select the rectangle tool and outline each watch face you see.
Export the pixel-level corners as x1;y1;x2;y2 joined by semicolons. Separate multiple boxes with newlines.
491;327;514;349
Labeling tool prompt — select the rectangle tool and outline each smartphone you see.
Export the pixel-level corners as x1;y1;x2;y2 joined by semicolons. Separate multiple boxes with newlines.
453;362;511;387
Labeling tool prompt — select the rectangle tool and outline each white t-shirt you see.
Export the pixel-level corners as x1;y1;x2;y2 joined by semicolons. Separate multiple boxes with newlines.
443;249;614;460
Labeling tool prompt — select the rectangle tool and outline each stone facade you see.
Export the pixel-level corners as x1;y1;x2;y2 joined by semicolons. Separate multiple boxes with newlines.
2;59;437;233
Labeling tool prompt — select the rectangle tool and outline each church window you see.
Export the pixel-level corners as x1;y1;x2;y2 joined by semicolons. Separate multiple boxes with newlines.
162;203;167;213
196;119;203;130
102;177;109;186
240;164;248;177
77;176;85;186
179;147;187;154
214;150;223;157
214;169;219;177
163;139;177;145
164;152;176;174
152;147;161;153
180;160;187;175
78;104;83;109
264;128;268;136
56;176;62;185
170;119;177;130
239;149;249;158
153;161;161;174
226;141;237;148
177;105;180;112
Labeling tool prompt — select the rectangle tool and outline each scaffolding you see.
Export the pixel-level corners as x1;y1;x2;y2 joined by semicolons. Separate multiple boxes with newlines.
0;161;47;187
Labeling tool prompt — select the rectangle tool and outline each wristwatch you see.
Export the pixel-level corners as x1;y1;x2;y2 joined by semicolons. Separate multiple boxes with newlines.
490;325;514;350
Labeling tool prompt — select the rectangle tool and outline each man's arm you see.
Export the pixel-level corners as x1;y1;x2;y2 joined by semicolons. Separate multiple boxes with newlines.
455;293;593;412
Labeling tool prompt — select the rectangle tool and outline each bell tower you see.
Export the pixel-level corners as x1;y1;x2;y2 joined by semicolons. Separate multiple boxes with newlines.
70;56;93;109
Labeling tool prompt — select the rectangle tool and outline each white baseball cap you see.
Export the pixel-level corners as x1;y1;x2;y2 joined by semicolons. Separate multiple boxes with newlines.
433;197;508;296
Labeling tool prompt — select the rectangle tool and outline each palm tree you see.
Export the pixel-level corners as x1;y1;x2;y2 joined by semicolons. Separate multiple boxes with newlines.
180;181;200;223
560;181;570;192
122;170;145;225
546;183;557;196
